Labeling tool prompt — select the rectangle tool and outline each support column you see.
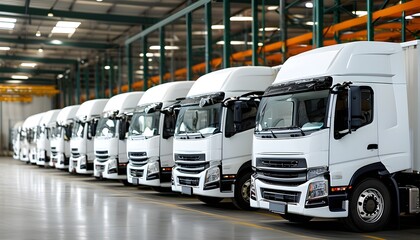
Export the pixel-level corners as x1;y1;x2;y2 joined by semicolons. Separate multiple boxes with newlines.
159;27;165;84
314;0;324;48
108;57;114;97
251;0;258;66
84;66;89;101
142;36;149;91
367;0;374;41
205;2;212;73
76;62;80;104
186;11;193;80
333;0;341;43
223;0;231;68
401;0;406;42
126;44;133;92
95;59;100;98
261;0;266;65
118;47;122;94
101;58;106;98
280;0;288;62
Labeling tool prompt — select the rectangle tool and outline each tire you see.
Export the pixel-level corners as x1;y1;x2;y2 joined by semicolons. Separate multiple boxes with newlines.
197;196;223;205
232;171;254;210
281;213;313;223
343;178;391;232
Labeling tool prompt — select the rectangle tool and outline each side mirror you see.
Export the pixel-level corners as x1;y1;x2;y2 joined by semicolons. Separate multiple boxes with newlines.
119;119;127;140
65;126;72;141
349;86;363;130
90;120;98;138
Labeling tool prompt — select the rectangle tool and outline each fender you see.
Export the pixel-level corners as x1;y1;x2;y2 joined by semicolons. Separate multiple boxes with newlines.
348;162;389;187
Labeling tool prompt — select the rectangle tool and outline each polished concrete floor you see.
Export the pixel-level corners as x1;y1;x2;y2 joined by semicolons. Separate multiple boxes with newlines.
0;157;419;240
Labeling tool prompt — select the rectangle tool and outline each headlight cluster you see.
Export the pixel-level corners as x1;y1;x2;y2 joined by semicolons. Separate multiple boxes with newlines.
108;159;117;170
307;166;328;180
307;180;328;201
205;167;220;185
147;161;160;176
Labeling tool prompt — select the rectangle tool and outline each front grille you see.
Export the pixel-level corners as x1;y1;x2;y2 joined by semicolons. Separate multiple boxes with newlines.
51;147;57;150
130;169;144;177
71;148;80;158
261;188;301;203
178;176;200;186
95;150;109;162
174;153;208;174
255;157;307;185
96;165;105;172
128;152;148;166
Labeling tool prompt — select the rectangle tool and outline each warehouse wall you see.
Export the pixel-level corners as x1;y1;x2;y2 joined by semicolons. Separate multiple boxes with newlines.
0;97;53;156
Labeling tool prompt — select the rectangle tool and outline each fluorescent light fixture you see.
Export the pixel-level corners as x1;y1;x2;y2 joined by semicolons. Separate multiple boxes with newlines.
56;21;81;28
0;46;11;51
217;41;263;46
6;80;22;84
259;27;279;32
139;53;159;57
412;12;420;17
51;40;63;45
0;17;17;23
57;74;64;79
353;11;367;16
306;21;314;26
48;12;54;17
149;45;180;50
230;16;253;21
97;0;103;2
305;2;313;8
405;15;414;20
192;31;208;35
104;65;111;70
36;30;41;37
135;70;144;75
20;63;37;68
0;22;15;30
211;25;224;30
52;27;76;34
267;6;278;11
38;48;44;53
11;75;29;80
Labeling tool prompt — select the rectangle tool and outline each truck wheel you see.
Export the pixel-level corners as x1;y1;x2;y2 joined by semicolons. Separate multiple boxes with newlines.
232;171;254;210
344;178;391;232
281;213;313;223
197;196;223;205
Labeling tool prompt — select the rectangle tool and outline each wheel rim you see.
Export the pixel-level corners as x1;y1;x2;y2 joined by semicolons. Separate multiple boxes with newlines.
241;179;251;202
356;187;385;223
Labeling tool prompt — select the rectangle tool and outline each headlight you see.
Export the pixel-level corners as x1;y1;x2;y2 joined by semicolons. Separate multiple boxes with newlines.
307;166;328;180
108;159;117;169
80;157;86;166
205;167;220;185
307;179;328;201
147;161;160;176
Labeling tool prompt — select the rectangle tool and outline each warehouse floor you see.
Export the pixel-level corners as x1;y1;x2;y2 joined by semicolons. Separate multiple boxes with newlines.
0;157;419;240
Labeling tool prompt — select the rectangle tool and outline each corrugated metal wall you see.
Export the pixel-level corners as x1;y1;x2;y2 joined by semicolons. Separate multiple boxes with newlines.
0;97;53;156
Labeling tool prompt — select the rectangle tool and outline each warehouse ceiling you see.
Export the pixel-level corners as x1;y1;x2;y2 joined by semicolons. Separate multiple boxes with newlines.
0;0;419;102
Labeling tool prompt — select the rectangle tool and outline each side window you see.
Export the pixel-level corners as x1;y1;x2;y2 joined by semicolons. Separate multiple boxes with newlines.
359;88;374;125
225;101;259;137
163;112;177;139
334;90;349;135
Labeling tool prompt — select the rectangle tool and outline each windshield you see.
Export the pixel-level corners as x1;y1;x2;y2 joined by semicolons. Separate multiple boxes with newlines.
96;118;118;138
175;103;221;136
129;105;161;137
256;89;329;132
72;121;85;138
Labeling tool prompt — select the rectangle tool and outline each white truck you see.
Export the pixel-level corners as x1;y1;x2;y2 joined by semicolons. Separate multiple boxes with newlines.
93;92;144;183
51;105;80;169
171;66;278;209
19;113;44;164
36;109;60;167
70;99;109;174
12;121;23;160
251;41;420;232
126;81;194;189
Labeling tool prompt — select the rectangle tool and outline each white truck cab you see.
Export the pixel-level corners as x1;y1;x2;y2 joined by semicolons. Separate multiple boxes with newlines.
126;81;194;189
36;109;60;167
171;66;278;209
20;113;44;164
93;92;144;182
12;121;23;160
70;99;109;174
51;105;80;169
251;41;420;232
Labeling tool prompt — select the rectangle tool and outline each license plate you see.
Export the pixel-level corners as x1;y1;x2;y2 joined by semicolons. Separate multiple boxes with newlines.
269;202;287;214
132;178;139;185
181;186;192;195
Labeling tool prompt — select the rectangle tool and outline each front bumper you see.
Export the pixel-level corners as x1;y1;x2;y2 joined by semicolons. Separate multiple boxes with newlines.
171;168;233;198
55;153;69;169
251;176;348;218
127;162;170;187
72;155;93;174
36;150;49;166
94;158;127;180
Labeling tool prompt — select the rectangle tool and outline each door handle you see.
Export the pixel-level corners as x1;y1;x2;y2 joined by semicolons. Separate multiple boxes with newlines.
367;144;378;150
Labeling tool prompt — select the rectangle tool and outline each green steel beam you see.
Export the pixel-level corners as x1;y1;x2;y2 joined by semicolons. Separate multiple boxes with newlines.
108;58;114;97
285;0;302;10
126;44;133;92
367;0;374;41
186;11;193;80
223;0;231;68
159;27;165;84
251;0;258;66
0;67;64;75
402;0;406;42
314;0;324;48
84;66;89;101
101;58;106;98
95;60;100;98
76;63;80;104
214;0;279;4
142;36;149;91
280;0;288;62
66;74;72;105
0;4;158;25
333;0;341;43
205;2;212;74
0;55;77;65
0;37;118;49
117;48;122;94
261;0;266;65
125;0;211;45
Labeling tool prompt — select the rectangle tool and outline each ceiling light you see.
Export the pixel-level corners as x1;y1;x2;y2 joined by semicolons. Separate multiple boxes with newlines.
149;45;180;50
352;11;367;16
6;80;22;84
0;22;15;30
405;15;414;20
50;40;63;45
56;21;81;28
36;30;41;37
230;16;253;21
259;27;279;32
192;31;208;35
38;48;44;53
412;12;420;17
96;0;103;2
305;21;314;26
305;2;313;8
216;41;262;46
135;70;144;75
211;25;224;30
267;6;278;11
20;63;37;68
52;27;76;34
57;74;64;79
0;17;17;23
139;53;159;57
0;46;11;51
47;10;54;17
104;65;111;70
11;75;29;80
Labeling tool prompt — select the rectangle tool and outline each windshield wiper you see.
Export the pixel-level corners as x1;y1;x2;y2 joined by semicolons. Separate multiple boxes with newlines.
289;126;305;136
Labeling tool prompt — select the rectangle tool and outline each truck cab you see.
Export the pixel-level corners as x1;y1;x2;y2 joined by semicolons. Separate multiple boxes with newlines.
126;81;194;189
20;113;44;164
52;105;80;169
12;121;23;160
36;109;60;167
171;66;278;209
70;99;108;174
251;41;420;232
93;92;144;182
